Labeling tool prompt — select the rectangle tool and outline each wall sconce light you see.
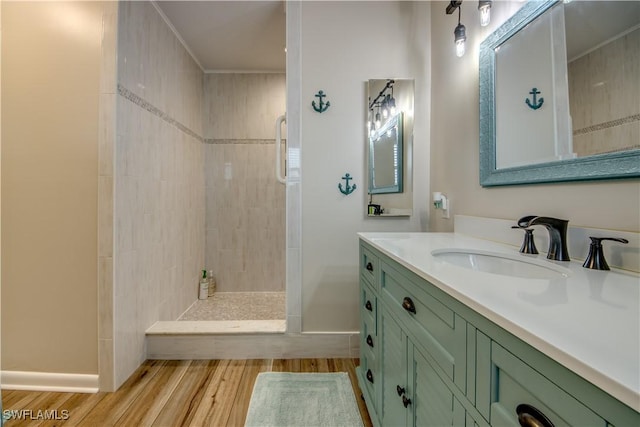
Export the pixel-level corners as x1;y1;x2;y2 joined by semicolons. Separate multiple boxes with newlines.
478;0;492;27
446;1;466;57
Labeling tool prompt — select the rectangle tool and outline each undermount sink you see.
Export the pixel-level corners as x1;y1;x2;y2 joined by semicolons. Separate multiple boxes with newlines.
431;248;571;280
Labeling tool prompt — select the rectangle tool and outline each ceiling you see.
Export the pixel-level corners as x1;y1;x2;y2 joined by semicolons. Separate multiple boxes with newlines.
154;1;639;72
155;0;286;73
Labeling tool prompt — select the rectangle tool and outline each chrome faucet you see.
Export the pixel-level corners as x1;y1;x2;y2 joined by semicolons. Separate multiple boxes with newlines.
517;216;570;261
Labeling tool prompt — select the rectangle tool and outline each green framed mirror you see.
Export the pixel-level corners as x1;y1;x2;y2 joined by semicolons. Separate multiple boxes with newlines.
479;0;640;186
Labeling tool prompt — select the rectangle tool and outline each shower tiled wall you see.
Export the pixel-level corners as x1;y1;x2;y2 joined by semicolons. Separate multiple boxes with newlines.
203;74;286;292
113;1;204;388
569;28;640;157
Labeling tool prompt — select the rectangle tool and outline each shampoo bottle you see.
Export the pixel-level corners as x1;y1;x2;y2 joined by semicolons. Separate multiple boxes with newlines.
198;270;208;300
208;270;216;297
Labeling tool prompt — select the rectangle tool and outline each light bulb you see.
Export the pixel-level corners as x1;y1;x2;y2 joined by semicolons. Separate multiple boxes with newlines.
454;23;466;58
389;98;397;116
478;1;491;27
456;39;466;57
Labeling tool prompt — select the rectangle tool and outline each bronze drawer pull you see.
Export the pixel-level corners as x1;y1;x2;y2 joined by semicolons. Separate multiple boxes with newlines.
402;297;416;314
402;395;412;408
365;300;373;312
366;262;374;272
516;404;554;427
366;334;374;348
366;369;374;384
396;385;405;396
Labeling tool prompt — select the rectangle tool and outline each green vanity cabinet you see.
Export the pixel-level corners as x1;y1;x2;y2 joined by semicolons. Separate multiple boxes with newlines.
379;305;478;427
358;242;484;427
357;240;640;427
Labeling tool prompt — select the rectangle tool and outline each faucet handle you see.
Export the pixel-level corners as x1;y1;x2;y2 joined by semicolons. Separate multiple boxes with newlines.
511;226;539;254
582;237;629;270
517;215;538;228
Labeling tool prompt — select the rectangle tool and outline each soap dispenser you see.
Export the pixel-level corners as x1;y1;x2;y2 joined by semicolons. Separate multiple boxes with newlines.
198;270;209;299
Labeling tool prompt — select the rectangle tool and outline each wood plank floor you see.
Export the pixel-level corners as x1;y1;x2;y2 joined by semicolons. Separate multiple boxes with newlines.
1;359;373;427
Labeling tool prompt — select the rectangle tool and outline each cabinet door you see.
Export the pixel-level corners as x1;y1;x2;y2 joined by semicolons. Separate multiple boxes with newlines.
380;308;408;427
411;344;467;427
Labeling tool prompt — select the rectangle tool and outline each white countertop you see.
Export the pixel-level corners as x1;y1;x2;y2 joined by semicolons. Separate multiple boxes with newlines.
358;232;640;412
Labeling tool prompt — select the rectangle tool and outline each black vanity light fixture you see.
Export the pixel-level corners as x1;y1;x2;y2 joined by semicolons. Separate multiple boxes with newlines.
368;79;396;136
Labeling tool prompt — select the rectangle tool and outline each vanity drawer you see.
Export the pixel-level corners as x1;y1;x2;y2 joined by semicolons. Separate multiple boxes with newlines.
479;341;606;427
360;245;379;287
361;280;377;329
379;260;466;391
359;347;378;411
361;316;377;358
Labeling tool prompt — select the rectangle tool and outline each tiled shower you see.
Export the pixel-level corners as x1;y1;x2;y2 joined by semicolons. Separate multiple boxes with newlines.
110;1;286;387
202;73;286;293
179;73;287;321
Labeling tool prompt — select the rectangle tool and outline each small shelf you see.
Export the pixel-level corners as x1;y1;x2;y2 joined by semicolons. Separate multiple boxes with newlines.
367;213;411;218
367;208;412;218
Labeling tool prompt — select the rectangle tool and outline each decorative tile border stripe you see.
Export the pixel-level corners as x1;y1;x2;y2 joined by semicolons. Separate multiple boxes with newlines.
573;114;640;136
117;84;204;142
205;139;284;145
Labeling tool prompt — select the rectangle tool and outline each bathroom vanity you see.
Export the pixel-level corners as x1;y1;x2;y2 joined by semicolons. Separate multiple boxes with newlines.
356;232;639;427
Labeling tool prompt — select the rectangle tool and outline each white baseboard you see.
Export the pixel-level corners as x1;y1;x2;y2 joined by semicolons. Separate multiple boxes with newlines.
1;370;99;393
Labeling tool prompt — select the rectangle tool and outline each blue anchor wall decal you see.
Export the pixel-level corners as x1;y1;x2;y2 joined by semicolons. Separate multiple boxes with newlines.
525;87;544;110
312;90;331;113
338;173;356;195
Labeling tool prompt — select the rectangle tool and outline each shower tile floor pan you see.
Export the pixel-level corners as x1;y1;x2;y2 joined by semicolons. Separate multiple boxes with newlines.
178;292;285;321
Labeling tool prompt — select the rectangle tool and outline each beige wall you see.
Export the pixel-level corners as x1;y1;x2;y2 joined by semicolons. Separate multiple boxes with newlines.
114;1;204;388
1;1;107;374
300;1;431;332
203;74;286;292
429;1;640;234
